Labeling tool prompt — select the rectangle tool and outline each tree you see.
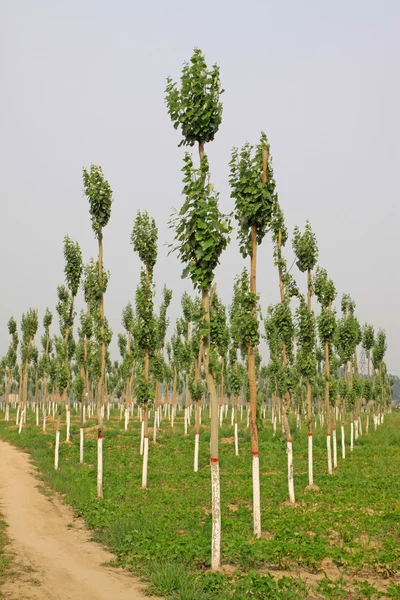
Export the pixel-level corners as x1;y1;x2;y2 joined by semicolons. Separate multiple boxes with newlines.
314;267;337;473
362;324;375;379
83;164;113;499
4;317;18;422
131;210;158;489
19;309;38;433
63;236;83;441
229;132;275;537
292;221;318;486
269;203;299;502
40;308;53;431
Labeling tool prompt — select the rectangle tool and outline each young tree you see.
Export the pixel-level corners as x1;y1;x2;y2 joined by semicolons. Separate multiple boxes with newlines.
372;329;387;427
131;211;158;489
19;309;38;433
4;317;18;422
229;132;275;537
314;267;337;473
265;301;297;504
167;47;230;569
63;236;83;441
269;203;299;501
292;221;318;486
40;309;53;431
83;165;113;499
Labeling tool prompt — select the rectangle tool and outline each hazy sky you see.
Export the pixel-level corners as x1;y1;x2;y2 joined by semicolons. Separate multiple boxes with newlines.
1;0;399;372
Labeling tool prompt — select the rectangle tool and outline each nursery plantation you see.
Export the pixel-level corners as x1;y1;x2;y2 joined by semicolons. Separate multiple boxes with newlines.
0;49;399;600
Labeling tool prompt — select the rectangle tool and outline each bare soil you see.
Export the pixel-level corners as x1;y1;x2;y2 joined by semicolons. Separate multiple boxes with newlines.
0;439;154;600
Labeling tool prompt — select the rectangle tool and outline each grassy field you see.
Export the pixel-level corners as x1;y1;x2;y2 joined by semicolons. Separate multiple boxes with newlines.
0;407;399;599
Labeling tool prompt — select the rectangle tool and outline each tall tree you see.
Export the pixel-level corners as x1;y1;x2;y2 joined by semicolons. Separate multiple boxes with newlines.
292;221;319;487
4;317;18;422
229;132;275;537
314;267;337;473
83;164;113;499
166;48;229;569
131;210;158;489
63;236;83;441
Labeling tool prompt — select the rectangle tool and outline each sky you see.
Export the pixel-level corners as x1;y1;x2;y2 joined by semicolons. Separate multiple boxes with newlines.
1;0;399;372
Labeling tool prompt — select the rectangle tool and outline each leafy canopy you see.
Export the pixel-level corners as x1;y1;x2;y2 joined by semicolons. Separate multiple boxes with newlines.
170;153;231;290
131;211;158;274
292;221;319;273
230;132;276;258
83;165;113;238
165;48;223;147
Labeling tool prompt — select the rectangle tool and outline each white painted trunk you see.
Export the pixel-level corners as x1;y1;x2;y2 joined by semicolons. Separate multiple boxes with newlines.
184;408;188;435
354;418;359;440
16;405;20;426
240;405;243;421
80;427;84;463
194;432;199;472
273;415;277;436
246;409;250;429
36;402;39;426
124;409;129;431
341;423;346;459
55;429;60;470
358;416;363;436
219;406;223;427
252;454;261;537
287;440;295;504
140;420;144;455
366;414;369;433
171;407;175;428
18;410;23;434
381;413;384;425
43;409;47;432
66;409;70;442
327;434;332;474
97;435;103;498
332;428;337;469
153;411;157;442
211;460;221;570
350;421;354;451
157;406;160;428
234;423;239;456
308;433;313;486
142;436;149;488
231;408;234;426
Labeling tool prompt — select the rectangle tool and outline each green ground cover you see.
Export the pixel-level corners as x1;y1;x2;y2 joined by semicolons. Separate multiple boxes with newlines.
0;408;399;599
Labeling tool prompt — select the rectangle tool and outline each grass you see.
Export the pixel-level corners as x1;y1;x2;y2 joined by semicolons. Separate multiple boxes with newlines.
0;514;15;599
0;406;399;599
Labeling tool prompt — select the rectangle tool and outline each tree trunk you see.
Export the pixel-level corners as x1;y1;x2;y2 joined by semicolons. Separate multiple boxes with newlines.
97;231;105;500
325;336;332;474
142;350;150;489
202;288;220;571
248;223;261;538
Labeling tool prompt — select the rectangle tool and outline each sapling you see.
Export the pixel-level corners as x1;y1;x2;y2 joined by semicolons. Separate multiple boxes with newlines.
314;267;337;473
4;317;18;422
131;211;158;488
293;221;318;487
229;132;275;537
83;165;113;499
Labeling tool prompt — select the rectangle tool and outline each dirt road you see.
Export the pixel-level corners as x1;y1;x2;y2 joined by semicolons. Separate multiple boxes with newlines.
0;439;152;600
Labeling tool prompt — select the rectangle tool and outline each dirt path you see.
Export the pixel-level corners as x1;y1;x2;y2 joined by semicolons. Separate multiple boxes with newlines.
0;440;154;600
